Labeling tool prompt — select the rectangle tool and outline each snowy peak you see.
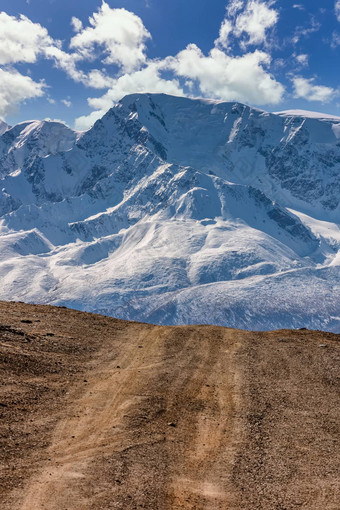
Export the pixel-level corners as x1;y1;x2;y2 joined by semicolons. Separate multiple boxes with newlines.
1;119;78;156
116;93;340;218
0;93;339;332
1;93;339;220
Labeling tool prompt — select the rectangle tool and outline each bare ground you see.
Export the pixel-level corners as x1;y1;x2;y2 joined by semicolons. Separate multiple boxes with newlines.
0;301;339;509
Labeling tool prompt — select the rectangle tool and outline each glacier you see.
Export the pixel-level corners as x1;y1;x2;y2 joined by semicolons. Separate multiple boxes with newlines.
0;93;339;332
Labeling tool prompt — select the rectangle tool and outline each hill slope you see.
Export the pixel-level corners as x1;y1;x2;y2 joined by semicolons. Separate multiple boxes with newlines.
1;302;339;509
0;93;339;331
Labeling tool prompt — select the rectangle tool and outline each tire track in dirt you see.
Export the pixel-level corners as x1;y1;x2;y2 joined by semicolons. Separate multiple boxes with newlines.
163;327;242;510
16;325;243;510
18;325;163;509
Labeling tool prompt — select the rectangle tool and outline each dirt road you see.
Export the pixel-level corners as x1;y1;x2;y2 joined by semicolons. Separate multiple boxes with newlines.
0;302;339;509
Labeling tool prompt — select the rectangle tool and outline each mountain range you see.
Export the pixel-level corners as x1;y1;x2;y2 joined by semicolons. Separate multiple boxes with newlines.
0;93;339;331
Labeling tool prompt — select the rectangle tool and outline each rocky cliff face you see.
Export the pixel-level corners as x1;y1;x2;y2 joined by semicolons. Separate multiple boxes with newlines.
119;94;340;218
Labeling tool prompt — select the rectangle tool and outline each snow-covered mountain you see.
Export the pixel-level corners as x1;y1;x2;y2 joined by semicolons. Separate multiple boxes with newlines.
0;93;339;332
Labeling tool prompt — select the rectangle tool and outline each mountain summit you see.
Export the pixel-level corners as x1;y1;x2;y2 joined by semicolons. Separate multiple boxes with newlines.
0;93;339;331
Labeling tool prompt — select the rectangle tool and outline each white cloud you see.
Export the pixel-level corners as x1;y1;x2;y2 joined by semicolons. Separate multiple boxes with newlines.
0;11;86;85
214;19;233;49
215;1;279;49
74;110;104;131
89;62;183;109
0;11;83;114
0;11;56;65
70;2;151;72
86;69;115;89
227;0;245;17
61;99;72;107
273;58;286;69
169;45;284;104
292;77;336;103
0;68;45;118
234;1;279;47
43;45;84;83
71;16;83;33
336;1;340;21
293;4;305;10
295;54;309;66
292;17;321;44
44;117;70;127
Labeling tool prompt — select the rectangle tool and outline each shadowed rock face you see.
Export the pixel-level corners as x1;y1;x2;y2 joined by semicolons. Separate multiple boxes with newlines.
0;93;339;332
1;302;339;510
0;120;9;136
118;94;340;216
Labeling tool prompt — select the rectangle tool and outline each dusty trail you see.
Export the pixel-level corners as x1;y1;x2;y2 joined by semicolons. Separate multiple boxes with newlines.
18;326;242;509
19;326;158;509
1;302;339;509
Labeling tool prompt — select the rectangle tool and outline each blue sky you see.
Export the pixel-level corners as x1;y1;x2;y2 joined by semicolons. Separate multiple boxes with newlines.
1;0;340;129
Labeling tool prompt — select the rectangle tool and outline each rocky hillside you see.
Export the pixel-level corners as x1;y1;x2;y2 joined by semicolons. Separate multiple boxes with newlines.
0;302;339;509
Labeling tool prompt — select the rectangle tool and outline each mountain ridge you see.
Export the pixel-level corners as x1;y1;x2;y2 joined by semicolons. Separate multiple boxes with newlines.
0;93;339;331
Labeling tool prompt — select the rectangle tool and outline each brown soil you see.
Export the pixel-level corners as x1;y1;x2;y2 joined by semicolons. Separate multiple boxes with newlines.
0;301;339;509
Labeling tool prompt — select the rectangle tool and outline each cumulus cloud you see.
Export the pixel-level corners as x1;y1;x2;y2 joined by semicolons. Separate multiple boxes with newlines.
74;110;104;131
61;99;72;107
292;77;336;103
0;12;85;84
168;45;283;104
43;45;79;79
0;11;56;65
234;1;279;47
88;63;183;109
0;11;82;115
0;68;45;118
0;5;152;91
69;2;151;72
85;69;115;89
216;1;279;49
